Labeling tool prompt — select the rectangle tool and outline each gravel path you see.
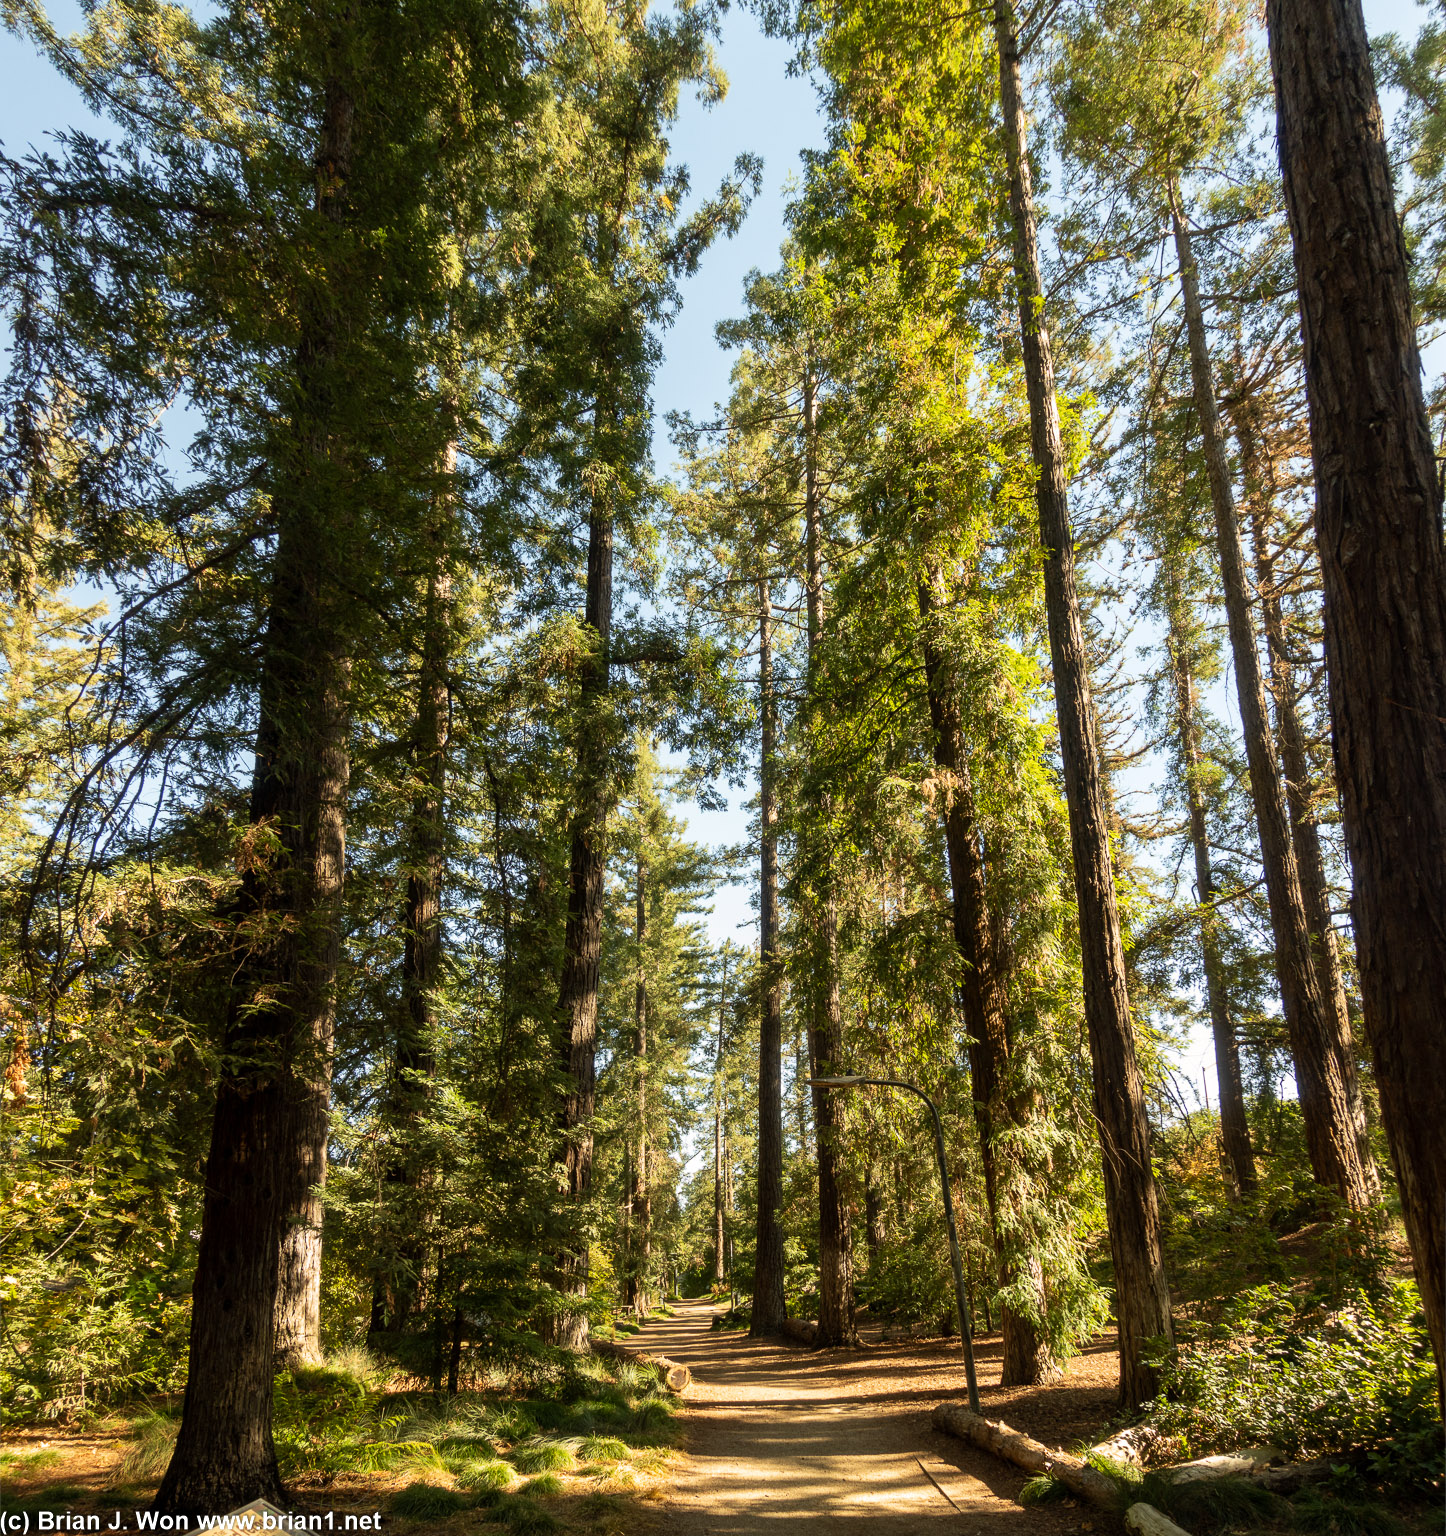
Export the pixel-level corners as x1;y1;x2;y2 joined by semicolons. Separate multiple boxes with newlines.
646;1300;1111;1536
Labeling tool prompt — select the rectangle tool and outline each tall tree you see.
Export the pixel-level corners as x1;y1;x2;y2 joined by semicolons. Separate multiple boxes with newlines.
1170;200;1373;1209
992;0;1173;1407
751;574;788;1334
713;948;731;1287
531;1;756;1346
917;566;1057;1382
798;355;857;1349
1265;0;1446;1405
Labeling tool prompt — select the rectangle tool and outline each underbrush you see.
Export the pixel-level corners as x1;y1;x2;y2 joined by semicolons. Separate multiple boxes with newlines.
1025;1459;1422;1536
283;1345;680;1491
2;1342;682;1522
1140;1281;1441;1496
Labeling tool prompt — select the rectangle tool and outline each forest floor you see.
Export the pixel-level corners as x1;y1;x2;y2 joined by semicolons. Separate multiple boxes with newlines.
651;1298;1120;1535
0;1306;1123;1536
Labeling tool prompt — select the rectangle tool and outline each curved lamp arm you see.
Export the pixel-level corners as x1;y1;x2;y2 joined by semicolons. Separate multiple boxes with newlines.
808;1075;981;1411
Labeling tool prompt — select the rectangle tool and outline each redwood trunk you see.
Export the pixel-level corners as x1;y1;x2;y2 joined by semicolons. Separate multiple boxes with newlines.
917;574;1054;1385
1232;403;1376;1194
1171;199;1372;1212
1266;0;1446;1406
1164;613;1255;1195
156;77;355;1515
549;401;616;1350
801;362;856;1347
993;0;1172;1408
750;577;788;1336
625;853;650;1315
714;953;729;1286
366;446;455;1340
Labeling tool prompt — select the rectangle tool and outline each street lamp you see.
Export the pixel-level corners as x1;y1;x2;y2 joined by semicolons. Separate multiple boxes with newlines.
808;1074;981;1413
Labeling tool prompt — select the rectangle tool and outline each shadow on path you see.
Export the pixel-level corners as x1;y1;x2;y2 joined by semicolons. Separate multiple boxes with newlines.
635;1300;1105;1536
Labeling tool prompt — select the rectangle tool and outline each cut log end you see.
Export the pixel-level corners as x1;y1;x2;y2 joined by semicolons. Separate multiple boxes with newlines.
590;1338;691;1393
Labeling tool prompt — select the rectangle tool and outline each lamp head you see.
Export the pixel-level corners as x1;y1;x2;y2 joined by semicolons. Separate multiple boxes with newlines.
806;1075;864;1088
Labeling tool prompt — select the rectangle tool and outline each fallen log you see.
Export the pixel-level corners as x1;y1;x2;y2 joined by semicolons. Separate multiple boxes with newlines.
1084;1424;1181;1468
780;1317;819;1346
1124;1503;1192;1536
590;1338;690;1393
931;1404;1118;1509
1252;1458;1335;1495
1170;1447;1280;1484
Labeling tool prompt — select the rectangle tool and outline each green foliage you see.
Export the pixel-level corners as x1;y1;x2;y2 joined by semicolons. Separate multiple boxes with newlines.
389;1482;472;1520
630;1397;674;1432
487;1498;560;1536
1289;1482;1409;1536
518;1473;564;1497
110;1404;181;1486
1086;1458;1285;1526
1142;1282;1442;1494
579;1436;629;1462
861;1216;953;1327
508;1438;578;1474
453;1458;517;1492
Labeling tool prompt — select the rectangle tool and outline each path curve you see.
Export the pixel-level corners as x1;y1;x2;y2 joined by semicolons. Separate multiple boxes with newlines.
638;1300;1092;1535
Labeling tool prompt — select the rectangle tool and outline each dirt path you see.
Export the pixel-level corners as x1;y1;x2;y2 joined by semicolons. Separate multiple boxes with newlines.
642;1301;1110;1536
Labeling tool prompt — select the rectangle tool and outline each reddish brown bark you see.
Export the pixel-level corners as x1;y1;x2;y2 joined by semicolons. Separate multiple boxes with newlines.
801;361;856;1348
993;0;1173;1408
1231;401;1377;1197
548;397;616;1351
750;577;788;1336
917;573;1055;1385
156;76;356;1515
1266;0;1446;1407
1171;198;1372;1211
1163;611;1256;1196
624;852;650;1315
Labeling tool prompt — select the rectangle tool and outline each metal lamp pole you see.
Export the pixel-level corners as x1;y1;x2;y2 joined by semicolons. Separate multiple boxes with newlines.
808;1074;981;1412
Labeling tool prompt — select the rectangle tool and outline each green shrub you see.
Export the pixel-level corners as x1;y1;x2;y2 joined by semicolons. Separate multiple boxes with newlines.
111;1404;180;1485
1142;1281;1441;1494
497;1499;559;1535
864;1223;954;1327
631;1397;673;1431
469;1402;540;1441
389;1482;471;1519
509;1438;577;1474
453;1459;515;1492
579;1436;628;1462
518;1474;563;1498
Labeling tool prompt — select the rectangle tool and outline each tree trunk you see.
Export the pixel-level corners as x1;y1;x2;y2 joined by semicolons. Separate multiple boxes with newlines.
992;0;1172;1409
365;441;455;1341
916;571;1055;1385
1163;607;1255;1195
713;952;729;1287
1171;197;1372;1212
864;1169;886;1263
625;852;650;1316
801;361;857;1348
155;77;356;1516
549;396;616;1351
1231;400;1376;1195
750;576;789;1336
1265;0;1446;1407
